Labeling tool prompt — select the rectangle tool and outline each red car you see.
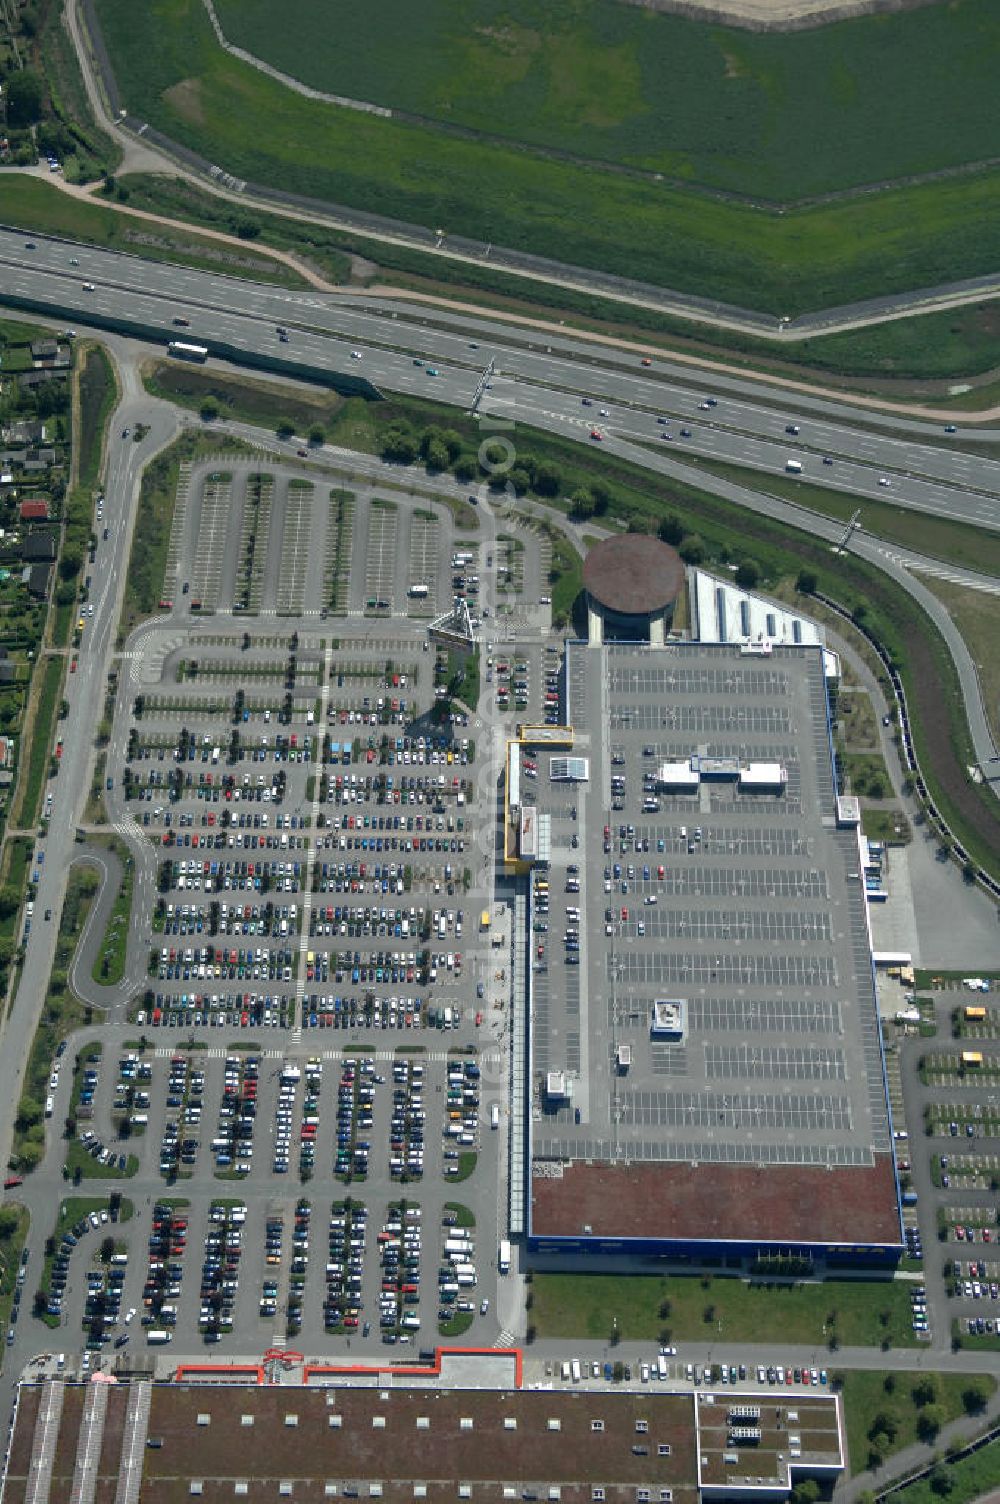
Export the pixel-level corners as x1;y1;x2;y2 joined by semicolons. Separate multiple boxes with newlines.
589;429;603;441
3;1176;23;1189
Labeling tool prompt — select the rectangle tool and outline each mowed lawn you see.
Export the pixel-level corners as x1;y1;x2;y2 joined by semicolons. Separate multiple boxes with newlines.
531;1274;919;1347
95;0;1000;315
212;0;1000;203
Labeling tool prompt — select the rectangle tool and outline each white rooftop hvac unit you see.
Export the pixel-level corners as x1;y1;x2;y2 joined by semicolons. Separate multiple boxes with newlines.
651;999;686;1039
545;1071;572;1100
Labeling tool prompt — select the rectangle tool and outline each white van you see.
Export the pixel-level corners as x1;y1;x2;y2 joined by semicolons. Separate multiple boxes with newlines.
490;1103;500;1130
571;1359;582;1383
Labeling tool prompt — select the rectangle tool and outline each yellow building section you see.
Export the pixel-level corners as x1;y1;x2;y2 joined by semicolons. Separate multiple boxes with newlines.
503;726;574;870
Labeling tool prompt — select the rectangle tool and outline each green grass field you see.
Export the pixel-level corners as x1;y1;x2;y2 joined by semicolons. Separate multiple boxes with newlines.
92;0;1000;315
212;0;1000;203
884;1435;1000;1504
530;1274;919;1347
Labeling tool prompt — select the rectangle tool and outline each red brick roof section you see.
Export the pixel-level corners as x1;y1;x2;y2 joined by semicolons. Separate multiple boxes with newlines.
582;534;685;617
531;1155;901;1246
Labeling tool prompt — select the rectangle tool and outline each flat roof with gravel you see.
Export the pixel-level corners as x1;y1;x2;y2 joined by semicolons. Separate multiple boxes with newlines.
527;641;900;1252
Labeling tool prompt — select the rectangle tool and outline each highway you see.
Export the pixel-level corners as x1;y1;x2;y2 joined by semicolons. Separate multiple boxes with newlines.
2;230;1000;535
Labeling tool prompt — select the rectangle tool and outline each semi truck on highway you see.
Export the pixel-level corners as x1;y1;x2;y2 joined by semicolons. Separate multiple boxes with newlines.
167;341;208;363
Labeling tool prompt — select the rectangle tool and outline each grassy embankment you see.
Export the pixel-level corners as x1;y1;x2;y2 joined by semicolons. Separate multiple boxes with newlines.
91;0;1000;320
1;176;309;290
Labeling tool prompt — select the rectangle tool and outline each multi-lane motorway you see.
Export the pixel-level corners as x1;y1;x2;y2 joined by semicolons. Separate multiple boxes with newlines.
2;227;1000;531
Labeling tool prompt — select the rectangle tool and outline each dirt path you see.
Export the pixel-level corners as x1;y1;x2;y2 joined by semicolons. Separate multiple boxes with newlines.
25;168;335;290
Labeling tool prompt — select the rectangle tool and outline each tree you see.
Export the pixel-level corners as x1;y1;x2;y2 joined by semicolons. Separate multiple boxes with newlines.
6;71;43;128
534;461;562;497
15;1097;43;1131
868;1411;898;1444
658;515;684;546
791;1481;820;1504
917;1406;945;1442
100;1235;115;1264
59;544;83;581
308;424;325;446
913;1375;940;1407
929;1464;954;1497
200;396;219;422
867;1431;890;1468
734;558;760;589
796;569;818;594
453;455;477;483
0;1207;19;1240
381;427;418;465
702;1303;715;1324
679;534;706;565
424;439;450;472
569;488;594;520
961;1378;990;1413
276;418;295;440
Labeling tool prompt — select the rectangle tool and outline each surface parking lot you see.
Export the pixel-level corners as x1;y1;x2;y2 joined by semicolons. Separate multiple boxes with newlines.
45;1038;499;1355
123;630;486;1036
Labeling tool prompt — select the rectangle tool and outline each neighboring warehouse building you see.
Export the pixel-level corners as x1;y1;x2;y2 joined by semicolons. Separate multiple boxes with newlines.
582;536;685;645
518;639;902;1266
0;1362;844;1504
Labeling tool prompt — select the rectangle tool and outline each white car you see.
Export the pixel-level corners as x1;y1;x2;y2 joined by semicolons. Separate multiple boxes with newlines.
878;475;890;487
350;350;362;359
125;1308;136;1324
